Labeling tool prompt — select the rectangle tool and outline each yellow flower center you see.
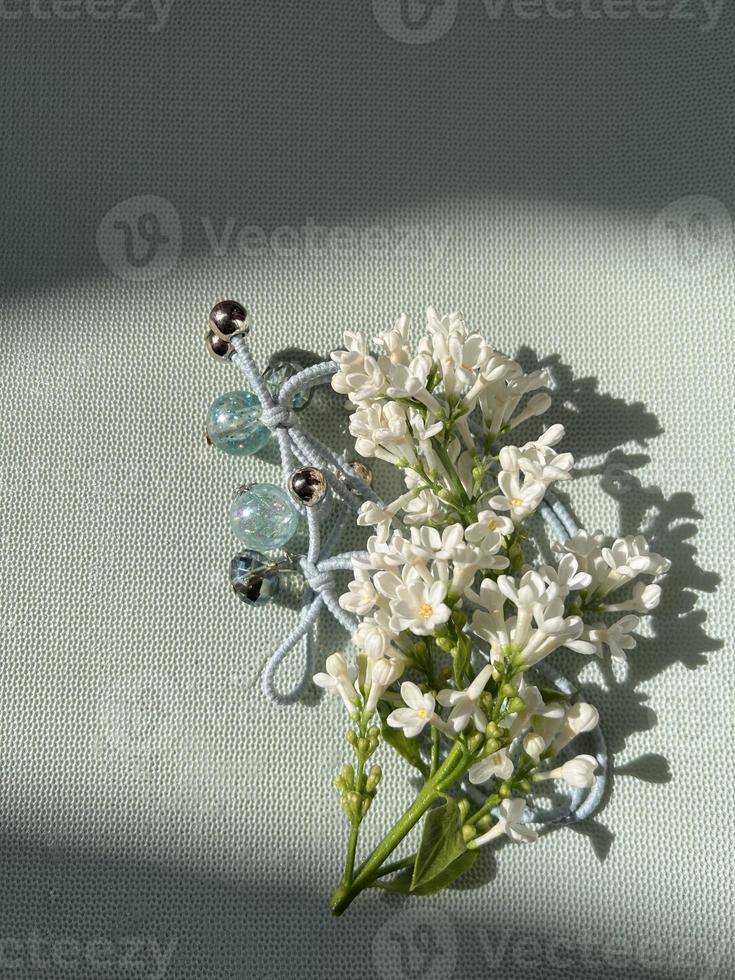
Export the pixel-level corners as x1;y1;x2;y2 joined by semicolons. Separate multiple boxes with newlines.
417;708;428;720
418;602;434;620
511;497;523;507
487;518;498;529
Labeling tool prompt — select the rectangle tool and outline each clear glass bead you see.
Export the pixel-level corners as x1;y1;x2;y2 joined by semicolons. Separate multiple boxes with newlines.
229;551;280;606
229;483;299;551
206;391;271;456
262;348;322;411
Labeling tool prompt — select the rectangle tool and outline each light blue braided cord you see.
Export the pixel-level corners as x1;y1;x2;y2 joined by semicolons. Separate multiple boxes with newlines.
526;492;608;828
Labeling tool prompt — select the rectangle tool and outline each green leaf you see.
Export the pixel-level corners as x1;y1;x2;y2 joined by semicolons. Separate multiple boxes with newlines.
410;849;477;896
411;799;468;893
376;848;477;897
379;718;428;777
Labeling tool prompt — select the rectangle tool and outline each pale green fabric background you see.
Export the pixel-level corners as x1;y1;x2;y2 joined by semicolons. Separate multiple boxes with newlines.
0;2;733;978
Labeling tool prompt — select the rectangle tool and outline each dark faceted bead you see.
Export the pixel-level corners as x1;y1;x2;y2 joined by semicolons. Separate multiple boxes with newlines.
289;467;328;508
229;551;280;606
262;347;323;411
205;331;233;362
209;300;249;342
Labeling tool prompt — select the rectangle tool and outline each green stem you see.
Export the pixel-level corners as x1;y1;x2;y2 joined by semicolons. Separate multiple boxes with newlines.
432;440;472;510
342;822;359;887
369;853;416;882
330;741;467;916
430;726;440;777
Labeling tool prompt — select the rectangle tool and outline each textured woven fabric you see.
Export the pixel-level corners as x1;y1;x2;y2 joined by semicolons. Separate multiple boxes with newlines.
1;3;733;978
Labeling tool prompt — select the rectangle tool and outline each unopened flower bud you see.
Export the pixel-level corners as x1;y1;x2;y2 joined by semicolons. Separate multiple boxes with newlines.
436;636;455;653
339;764;354;788
462;824;477;843
499;781;512;798
458;799;470;821
507;696;526;714
413;640;428;659
484;738;501;755
357;737;369;755
501;683;517;699
466;733;484;753
345;730;358;747
365;765;382;793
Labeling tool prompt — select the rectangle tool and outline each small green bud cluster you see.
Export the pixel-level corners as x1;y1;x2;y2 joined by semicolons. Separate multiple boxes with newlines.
336;725;382;822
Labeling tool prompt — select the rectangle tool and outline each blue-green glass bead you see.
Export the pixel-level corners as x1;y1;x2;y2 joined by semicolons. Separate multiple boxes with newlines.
206;391;271;456
229;483;299;551
229;551;280;606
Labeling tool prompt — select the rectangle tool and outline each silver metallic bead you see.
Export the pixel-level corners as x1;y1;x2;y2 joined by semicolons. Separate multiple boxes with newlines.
346;460;373;485
289;467;328;507
205;330;233;362
209;300;249;342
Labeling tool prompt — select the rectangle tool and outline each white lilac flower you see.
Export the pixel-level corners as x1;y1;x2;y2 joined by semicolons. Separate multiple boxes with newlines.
350;402;415;466
470;798;538;847
603;535;671;579
550;702;600;755
539;553;592;599
373;313;411;365
604;581;662;613
384;352;435;405
469;573;583;668
353;617;396;660
507;391;553;430
436;663;493;733
365;657;405;715
489;469;546;523
338;569;378;617
536;754;598;789
465;510;514;549
389;579;452;636
500;679;566;740
313;654;359;712
517;439;574;485
402;488;445;526
391;524;475;569
586;615;640;662
554;528;607;570
519;598;585;668
557;530;669;599
331;332;385;405
387;682;443;738
523;731;548;764
468;747;514;785
478;360;549;435
496;570;548;610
